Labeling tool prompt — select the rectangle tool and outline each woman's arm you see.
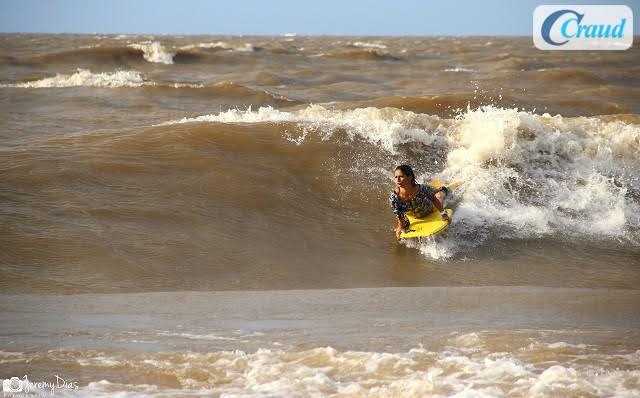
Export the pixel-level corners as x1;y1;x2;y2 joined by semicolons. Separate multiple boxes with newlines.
434;187;450;222
390;191;410;237
395;219;404;239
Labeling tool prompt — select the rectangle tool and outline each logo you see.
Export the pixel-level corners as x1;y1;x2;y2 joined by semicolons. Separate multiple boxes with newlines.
2;375;79;396
2;378;22;393
533;5;633;50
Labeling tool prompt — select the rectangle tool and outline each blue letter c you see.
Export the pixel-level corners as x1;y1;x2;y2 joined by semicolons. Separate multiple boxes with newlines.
541;9;584;46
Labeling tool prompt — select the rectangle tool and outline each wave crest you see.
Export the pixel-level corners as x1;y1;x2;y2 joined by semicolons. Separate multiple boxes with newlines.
128;41;175;64
322;49;401;61
2;68;145;88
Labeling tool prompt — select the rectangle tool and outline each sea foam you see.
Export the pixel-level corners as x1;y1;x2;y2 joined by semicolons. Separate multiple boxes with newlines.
2;69;146;88
128;41;175;64
179;41;256;52
43;336;640;397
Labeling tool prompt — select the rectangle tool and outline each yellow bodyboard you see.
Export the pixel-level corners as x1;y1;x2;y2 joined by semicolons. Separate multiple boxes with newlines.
399;208;453;239
398;180;458;240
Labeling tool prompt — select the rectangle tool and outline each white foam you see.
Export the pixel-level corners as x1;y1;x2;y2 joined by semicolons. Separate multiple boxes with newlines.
60;338;640;397
546;342;588;349
529;365;589;395
2;69;146;88
76;355;122;367
404;236;457;260
159;105;441;153
441;106;640;246
234;43;257;52
179;41;231;50
129;41;174;64
2;69;209;90
0;350;24;356
180;41;256;52
444;67;477;73
350;41;387;49
157;331;241;341
80;380;162;398
0;350;24;364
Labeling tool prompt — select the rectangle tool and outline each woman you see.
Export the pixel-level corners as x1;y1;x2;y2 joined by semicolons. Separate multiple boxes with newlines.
389;165;450;239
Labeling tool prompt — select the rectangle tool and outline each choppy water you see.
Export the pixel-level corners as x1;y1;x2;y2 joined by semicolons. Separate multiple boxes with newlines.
1;34;639;397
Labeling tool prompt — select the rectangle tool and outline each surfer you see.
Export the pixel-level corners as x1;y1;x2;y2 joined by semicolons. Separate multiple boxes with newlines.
390;165;450;239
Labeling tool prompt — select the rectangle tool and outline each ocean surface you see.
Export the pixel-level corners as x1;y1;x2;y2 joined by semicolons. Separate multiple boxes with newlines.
1;34;639;397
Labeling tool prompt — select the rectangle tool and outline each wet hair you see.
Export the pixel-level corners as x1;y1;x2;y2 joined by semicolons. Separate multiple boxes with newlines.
395;164;418;186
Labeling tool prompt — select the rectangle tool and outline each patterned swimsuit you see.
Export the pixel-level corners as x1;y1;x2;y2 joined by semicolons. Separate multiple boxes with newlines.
389;184;438;230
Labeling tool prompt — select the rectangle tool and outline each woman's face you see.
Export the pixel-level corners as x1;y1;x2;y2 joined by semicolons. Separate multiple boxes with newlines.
394;169;413;189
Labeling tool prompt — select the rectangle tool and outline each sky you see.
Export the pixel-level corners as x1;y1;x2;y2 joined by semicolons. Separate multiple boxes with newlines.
0;0;638;36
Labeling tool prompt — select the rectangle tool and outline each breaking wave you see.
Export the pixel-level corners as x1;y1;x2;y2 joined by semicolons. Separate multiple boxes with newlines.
161;104;640;258
1;69;146;88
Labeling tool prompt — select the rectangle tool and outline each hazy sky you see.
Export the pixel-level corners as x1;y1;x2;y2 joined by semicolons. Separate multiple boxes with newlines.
1;0;638;36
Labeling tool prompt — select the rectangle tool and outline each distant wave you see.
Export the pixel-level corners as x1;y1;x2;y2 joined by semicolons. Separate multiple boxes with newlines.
33;46;147;65
0;69;203;89
342;94;513;117
15;40;514;71
171;42;259;63
1;69;146;88
158;104;439;152
444;67;477;73
0;54;25;66
128;41;175;64
349;41;387;49
321;49;401;61
205;81;297;102
179;41;258;53
146;81;301;106
534;68;605;84
1;70;301;108
27;41;177;66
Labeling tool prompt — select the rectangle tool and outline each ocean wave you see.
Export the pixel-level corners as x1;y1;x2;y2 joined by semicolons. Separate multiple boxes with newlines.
25;42;207;67
179;41;230;51
344;94;508;117
4;99;639;264
1;71;301;109
444;66;477;73
253;71;288;86
159;104;640;257
534;68;606;84
206;81;297;102
32;45;147;66
349;41;388;49
490;53;531;70
322;49;401;61
159;105;439;151
179;41;257;52
148;81;301;105
128;41;175;64
0;54;24;66
1;69;146;88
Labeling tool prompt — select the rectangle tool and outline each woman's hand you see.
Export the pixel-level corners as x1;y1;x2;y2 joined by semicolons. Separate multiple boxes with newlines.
395;224;404;239
441;210;451;223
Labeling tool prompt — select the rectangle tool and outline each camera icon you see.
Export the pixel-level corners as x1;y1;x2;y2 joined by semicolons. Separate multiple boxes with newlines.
2;377;23;393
